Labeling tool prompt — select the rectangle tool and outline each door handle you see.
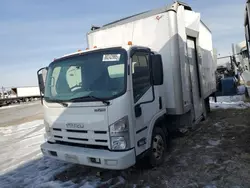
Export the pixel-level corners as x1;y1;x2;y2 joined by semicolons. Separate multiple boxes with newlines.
159;97;162;110
135;104;142;118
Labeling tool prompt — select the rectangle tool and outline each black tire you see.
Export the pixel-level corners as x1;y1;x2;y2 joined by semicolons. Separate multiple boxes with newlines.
201;97;210;122
245;87;249;98
205;97;210;114
149;127;167;167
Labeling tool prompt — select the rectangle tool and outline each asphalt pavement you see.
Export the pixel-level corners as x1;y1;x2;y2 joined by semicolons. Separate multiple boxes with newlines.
0;102;43;127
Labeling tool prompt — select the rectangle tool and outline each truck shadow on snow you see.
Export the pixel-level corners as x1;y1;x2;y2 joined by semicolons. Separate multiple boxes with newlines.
0;157;70;188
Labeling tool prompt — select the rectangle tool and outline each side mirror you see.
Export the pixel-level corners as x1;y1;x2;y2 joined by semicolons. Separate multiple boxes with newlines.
150;54;163;85
37;67;48;96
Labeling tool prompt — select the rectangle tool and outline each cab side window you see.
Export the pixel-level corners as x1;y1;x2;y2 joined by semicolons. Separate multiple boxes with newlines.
131;52;151;103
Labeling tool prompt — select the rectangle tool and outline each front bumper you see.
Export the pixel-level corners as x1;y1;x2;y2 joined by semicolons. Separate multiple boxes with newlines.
41;142;136;170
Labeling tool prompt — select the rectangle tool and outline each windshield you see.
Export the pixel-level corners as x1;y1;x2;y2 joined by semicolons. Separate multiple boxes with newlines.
44;48;127;102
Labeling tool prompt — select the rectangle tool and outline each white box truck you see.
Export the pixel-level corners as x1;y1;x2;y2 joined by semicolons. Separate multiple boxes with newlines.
37;1;216;170
0;86;40;106
13;87;40;98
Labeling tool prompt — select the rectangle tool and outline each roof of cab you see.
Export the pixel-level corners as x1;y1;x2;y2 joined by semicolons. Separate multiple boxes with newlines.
54;45;129;62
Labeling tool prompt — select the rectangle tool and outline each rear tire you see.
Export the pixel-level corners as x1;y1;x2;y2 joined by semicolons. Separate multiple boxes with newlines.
205;97;210;114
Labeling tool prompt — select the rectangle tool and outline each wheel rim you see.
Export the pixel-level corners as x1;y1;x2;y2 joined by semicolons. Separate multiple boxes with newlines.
152;134;164;160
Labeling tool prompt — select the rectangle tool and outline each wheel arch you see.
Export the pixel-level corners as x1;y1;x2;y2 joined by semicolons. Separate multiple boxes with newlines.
146;109;167;149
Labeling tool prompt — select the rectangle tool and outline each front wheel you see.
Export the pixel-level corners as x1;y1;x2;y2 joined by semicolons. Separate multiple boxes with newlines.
149;127;167;167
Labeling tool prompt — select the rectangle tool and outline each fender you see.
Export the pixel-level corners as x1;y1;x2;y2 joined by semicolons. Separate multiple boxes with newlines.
146;109;167;149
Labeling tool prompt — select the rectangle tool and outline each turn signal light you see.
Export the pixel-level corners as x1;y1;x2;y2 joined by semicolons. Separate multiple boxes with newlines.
128;41;133;45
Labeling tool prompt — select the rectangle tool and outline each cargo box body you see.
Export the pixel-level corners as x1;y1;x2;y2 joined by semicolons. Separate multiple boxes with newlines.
16;87;40;97
87;3;216;115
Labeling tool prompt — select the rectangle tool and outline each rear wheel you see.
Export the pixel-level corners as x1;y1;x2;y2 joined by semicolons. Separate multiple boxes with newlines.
202;97;210;121
205;97;210;113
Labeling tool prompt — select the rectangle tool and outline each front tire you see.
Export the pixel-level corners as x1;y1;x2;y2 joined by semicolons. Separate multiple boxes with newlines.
149;127;167;167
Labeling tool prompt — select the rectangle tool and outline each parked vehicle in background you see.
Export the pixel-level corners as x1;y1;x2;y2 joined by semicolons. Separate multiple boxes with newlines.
0;86;40;107
244;1;250;60
235;41;249;71
37;1;216;170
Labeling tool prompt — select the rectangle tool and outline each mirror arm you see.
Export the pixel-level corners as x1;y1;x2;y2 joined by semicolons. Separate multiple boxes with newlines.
134;86;155;118
40;96;44;105
137;85;156;108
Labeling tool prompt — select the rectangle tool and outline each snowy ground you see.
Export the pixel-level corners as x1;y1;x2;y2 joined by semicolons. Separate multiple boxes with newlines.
0;120;122;187
210;95;250;110
0;120;45;174
1;96;250;187
0;120;72;187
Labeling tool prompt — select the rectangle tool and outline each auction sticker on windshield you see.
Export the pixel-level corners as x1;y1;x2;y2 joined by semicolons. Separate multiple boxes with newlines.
103;54;121;62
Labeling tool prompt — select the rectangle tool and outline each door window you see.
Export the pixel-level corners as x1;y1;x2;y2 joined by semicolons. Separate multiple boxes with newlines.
131;52;151;102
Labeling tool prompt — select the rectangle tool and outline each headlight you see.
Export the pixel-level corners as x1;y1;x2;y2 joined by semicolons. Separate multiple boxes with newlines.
111;137;127;150
109;116;130;150
109;119;128;134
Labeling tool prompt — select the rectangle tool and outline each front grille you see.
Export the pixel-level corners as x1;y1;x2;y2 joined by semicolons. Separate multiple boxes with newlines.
55;140;109;150
51;128;109;146
94;131;107;134
95;139;108;143
68;137;88;141
54;135;62;139
53;128;62;131
66;129;87;133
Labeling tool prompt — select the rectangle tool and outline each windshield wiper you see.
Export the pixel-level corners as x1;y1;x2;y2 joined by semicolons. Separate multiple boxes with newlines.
45;98;69;107
52;100;69;107
70;95;110;105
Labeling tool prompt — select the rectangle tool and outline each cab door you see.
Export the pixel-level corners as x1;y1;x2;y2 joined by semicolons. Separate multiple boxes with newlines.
130;49;162;155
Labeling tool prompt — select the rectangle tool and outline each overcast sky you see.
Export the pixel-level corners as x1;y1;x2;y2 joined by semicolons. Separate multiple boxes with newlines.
0;0;246;87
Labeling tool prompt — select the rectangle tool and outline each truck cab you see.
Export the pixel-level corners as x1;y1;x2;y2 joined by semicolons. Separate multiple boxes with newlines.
38;45;165;169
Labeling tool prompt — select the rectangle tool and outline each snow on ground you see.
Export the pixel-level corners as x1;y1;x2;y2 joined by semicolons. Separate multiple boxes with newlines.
0;120;45;174
0;120;112;188
0;157;71;188
0;120;73;188
210;95;250;109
